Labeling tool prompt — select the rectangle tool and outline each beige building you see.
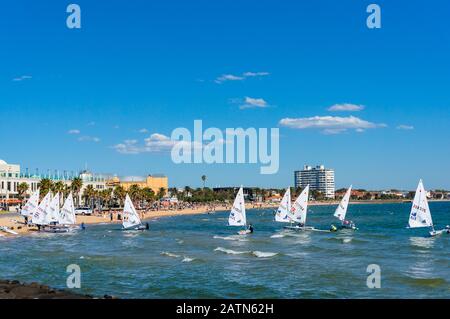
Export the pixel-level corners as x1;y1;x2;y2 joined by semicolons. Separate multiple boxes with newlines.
120;175;168;195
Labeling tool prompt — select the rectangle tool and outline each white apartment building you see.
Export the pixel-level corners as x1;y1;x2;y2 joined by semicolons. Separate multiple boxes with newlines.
294;165;335;199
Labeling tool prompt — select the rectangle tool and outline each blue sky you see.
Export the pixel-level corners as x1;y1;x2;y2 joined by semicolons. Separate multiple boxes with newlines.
1;0;449;189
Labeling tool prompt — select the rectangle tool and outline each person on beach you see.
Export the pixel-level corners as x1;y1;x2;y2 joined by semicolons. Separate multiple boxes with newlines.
110;212;113;222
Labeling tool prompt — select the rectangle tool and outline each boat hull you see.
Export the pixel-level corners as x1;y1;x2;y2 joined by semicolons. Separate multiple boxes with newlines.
122;224;148;231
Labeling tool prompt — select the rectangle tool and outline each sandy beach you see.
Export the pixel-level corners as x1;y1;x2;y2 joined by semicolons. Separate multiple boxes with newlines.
0;206;216;237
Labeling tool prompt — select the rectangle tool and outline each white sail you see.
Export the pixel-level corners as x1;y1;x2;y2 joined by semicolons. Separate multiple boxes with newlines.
334;185;352;222
409;180;433;228
288;185;309;224
32;192;52;225
228;186;246;226
59;193;76;225
122;194;142;229
45;192;60;224
275;187;291;223
21;190;40;217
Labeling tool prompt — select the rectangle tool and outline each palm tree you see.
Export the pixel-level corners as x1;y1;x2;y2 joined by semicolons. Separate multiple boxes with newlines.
38;178;53;198
201;175;207;188
113;185;126;207
83;185;96;208
141;187;155;207
129;184;141;204
17;183;29;206
52;181;65;205
71;177;83;207
157;187;166;200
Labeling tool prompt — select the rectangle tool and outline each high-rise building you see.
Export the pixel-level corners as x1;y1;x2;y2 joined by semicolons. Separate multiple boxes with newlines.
294;165;335;199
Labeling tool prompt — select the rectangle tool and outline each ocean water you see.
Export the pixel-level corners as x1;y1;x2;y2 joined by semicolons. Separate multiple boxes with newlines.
0;202;449;299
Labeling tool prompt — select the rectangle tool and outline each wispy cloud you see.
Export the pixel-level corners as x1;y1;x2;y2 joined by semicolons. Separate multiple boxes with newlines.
87;121;96;126
279;115;386;134
67;129;80;134
138;128;149;133
78;136;101;143
113;133;204;155
239;97;269;109
215;71;269;84
12;75;32;82
396;124;414;130
327;103;365;112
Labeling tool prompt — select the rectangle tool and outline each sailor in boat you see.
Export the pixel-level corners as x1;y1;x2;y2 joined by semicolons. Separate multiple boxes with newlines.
247;224;254;233
446;225;450;234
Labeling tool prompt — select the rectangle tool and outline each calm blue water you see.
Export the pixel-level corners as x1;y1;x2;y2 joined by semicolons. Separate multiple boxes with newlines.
1;202;449;298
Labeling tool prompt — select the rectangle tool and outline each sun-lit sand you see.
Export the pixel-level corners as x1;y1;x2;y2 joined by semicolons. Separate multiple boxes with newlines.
0;203;274;237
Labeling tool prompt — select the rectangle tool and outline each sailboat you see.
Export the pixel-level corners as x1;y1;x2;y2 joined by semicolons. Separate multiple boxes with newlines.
274;187;292;223
32;192;52;227
42;193;71;233
59;192;77;227
122;194;148;231
21;190;40;222
331;185;357;231
284;185;316;231
408;179;449;237
228;186;252;235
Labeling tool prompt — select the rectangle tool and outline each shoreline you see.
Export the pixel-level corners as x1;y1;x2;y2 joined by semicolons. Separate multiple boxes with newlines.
1;199;449;238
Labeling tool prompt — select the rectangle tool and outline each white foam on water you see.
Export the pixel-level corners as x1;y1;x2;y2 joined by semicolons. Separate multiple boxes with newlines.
252;251;278;258
176;239;184;244
80;256;85;259
270;234;285;238
182;257;194;263
342;238;352;244
213;235;248;242
214;247;250;255
161;251;181;258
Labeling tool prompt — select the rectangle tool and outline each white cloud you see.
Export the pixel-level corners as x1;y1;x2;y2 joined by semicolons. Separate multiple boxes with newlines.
239;97;269;109
279;115;386;134
396;125;414;130
68;129;80;134
215;71;269;83
78;136;101;143
138;128;149;133
243;71;270;77
12;75;32;82
113;133;205;155
215;74;245;84
327;103;365;112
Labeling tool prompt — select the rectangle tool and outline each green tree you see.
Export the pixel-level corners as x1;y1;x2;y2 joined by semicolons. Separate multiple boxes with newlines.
157;187;166;200
114;185;126;206
38;178;53;198
17;182;29;204
201;175;207;188
71;177;83;207
141;187;155;205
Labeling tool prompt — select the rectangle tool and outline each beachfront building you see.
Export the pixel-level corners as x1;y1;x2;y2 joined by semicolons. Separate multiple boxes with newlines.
119;174;168;195
0;159;107;207
294;165;335;199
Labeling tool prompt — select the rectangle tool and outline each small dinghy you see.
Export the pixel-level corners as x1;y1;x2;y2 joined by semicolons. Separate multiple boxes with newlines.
283;185;318;231
122;194;149;231
228;186;253;235
408;179;449;237
0;226;19;235
331;186;357;231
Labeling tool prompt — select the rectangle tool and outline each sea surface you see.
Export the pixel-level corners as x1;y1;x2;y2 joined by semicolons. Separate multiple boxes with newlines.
1;202;449;298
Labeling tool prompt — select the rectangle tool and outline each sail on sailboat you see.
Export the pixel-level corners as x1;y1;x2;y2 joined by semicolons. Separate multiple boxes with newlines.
331;185;357;231
21;190;40;220
44;192;60;225
275;187;291;223
284;185;315;231
32;192;52;226
59;192;77;226
122;194;148;231
228;186;252;234
408;179;449;237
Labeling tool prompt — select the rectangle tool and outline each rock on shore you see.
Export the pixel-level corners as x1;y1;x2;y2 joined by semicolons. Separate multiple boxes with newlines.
0;280;114;299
